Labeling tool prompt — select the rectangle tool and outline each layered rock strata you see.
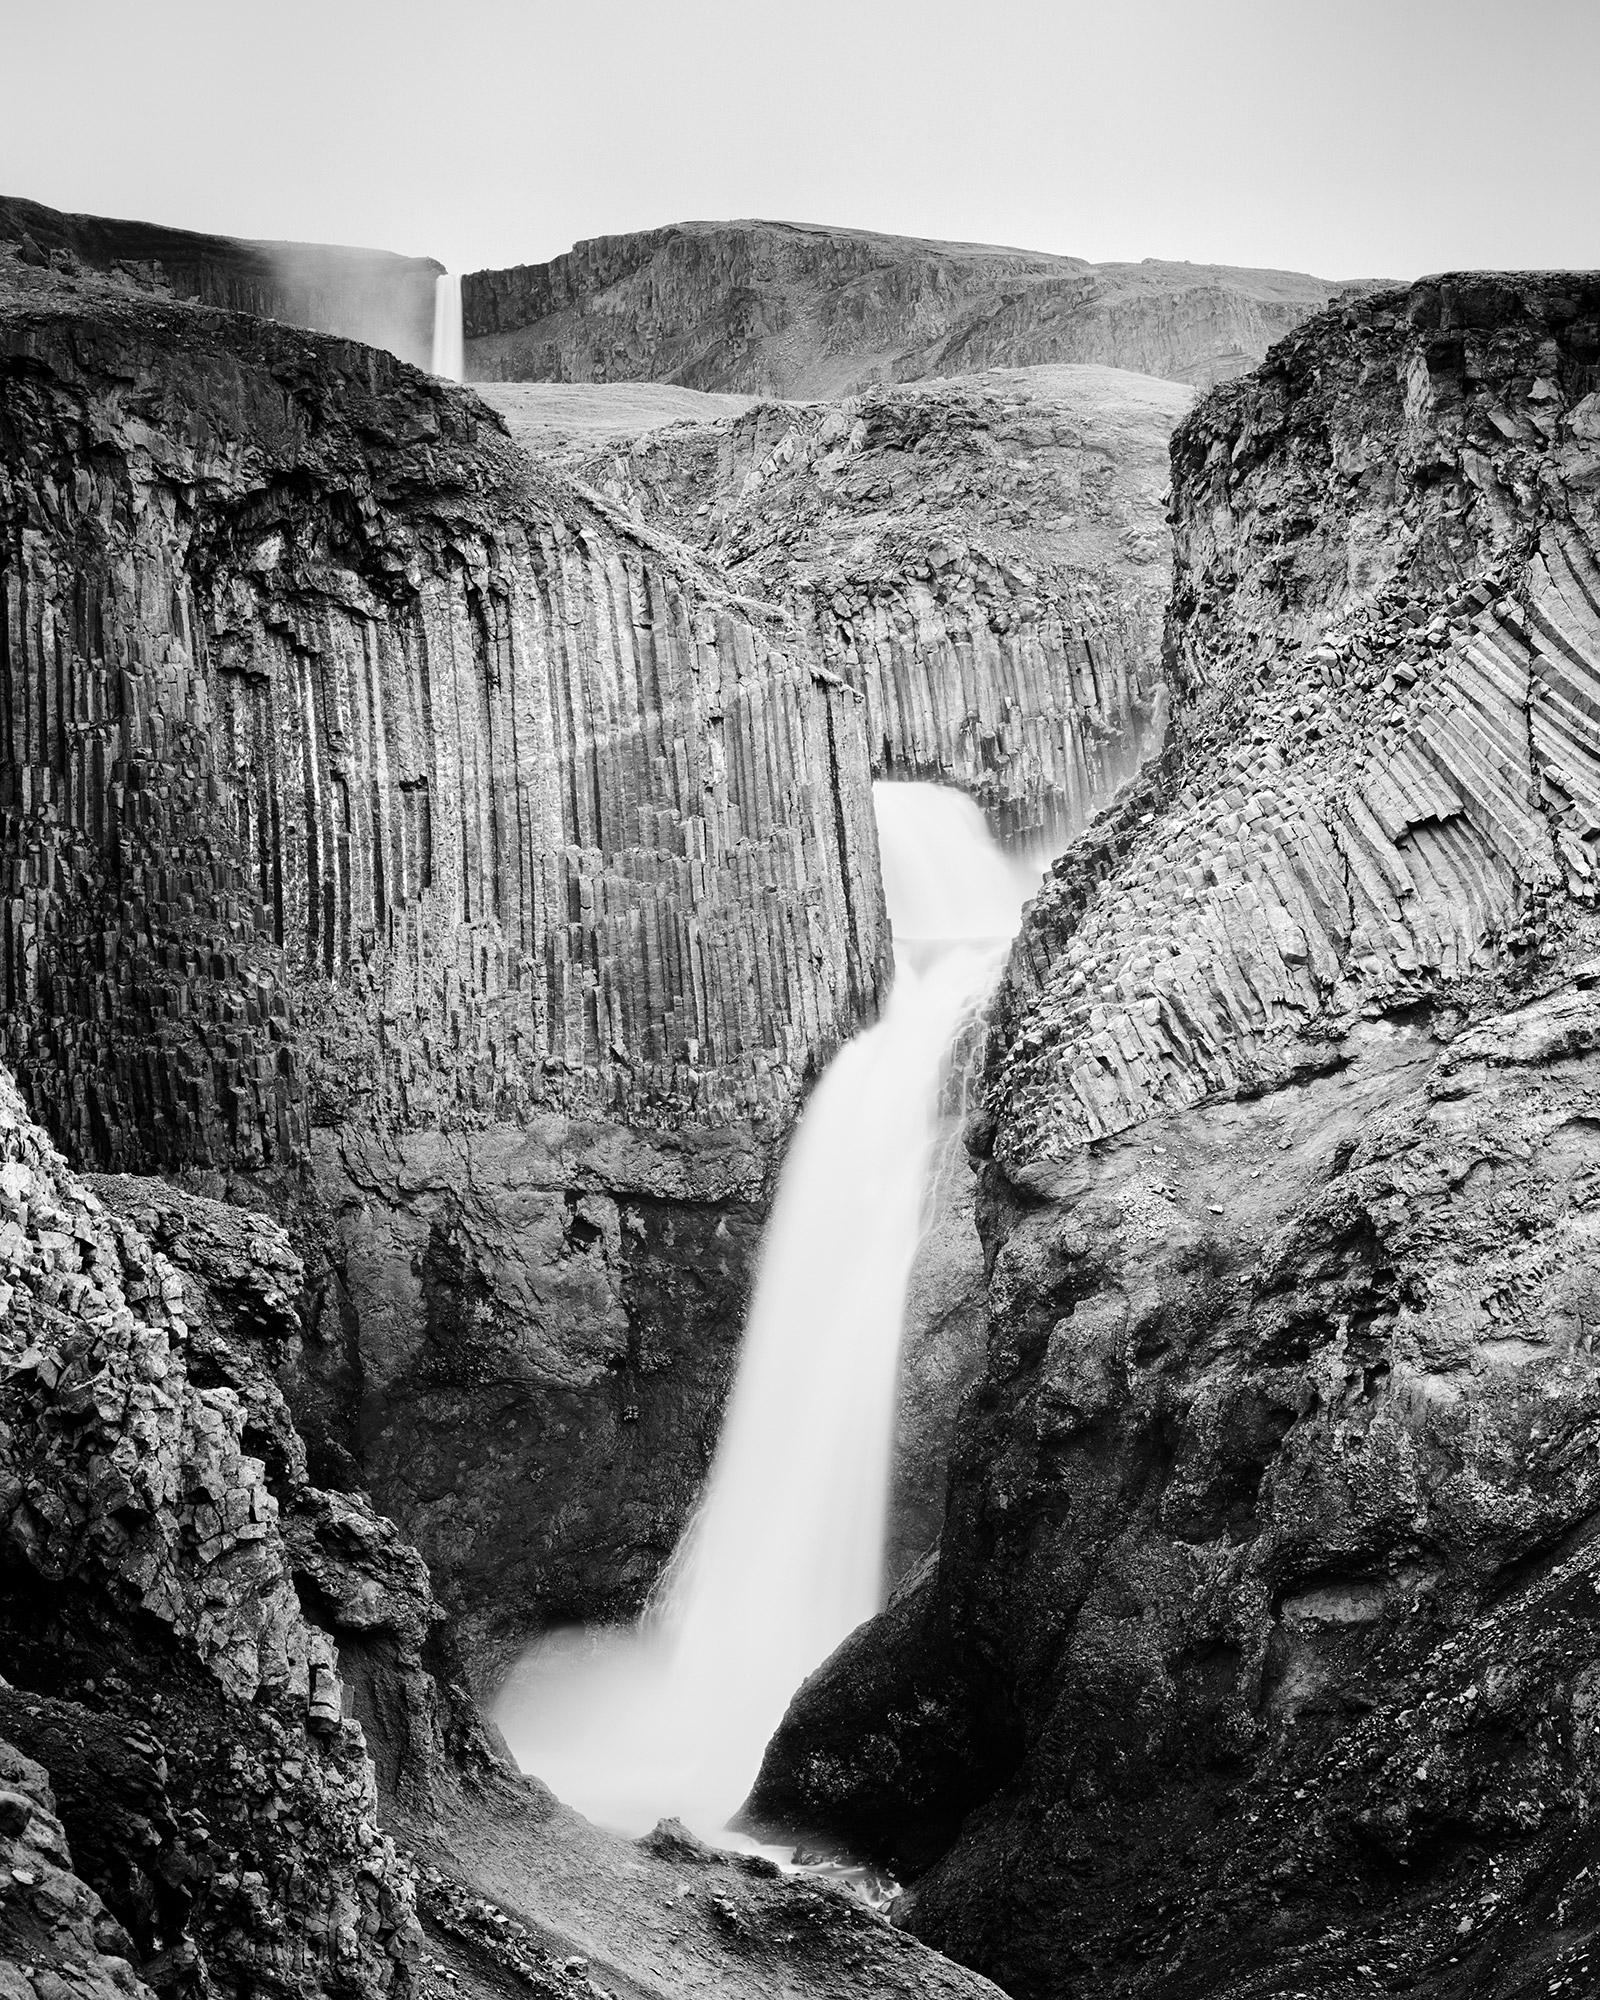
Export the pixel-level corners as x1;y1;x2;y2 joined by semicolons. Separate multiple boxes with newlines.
517;363;1189;843
0;250;885;1667
0;195;441;369
748;274;1600;2000
462;219;1345;394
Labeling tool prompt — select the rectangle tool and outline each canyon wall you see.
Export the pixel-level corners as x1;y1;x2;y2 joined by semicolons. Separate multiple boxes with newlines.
1;194;441;368
507;362;1188;844
462;219;1345;395
749;274;1600;2000
0;247;886;1673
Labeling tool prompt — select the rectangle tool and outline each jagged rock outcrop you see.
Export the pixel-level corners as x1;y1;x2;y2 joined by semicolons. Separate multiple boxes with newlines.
462;220;1345;394
0;246;885;1670
0;1066;424;2000
0;195;441;369
747;274;1600;1999
506;363;1188;843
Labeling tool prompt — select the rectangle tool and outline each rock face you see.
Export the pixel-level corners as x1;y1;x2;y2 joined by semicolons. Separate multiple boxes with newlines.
514;363;1189;843
462;220;1345;394
0;195;442;370
0;247;885;1671
747;274;1600;1999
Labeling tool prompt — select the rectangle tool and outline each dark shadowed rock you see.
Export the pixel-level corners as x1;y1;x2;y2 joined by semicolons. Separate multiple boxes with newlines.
462;219;1349;394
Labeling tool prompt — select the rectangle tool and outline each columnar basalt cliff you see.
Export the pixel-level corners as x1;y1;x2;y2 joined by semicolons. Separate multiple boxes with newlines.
502;364;1189;843
0;248;886;1672
462;220;1345;395
1;195;442;368
748;275;1600;1999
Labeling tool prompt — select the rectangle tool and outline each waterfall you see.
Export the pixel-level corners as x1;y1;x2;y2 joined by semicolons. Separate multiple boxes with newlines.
493;781;1038;1840
431;273;463;382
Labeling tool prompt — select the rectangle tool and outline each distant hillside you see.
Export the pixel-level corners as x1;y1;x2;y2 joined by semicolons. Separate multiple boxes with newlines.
463;219;1347;393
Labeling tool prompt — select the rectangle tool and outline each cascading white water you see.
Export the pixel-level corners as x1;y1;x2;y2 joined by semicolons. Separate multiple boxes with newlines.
493;782;1038;1840
431;273;463;382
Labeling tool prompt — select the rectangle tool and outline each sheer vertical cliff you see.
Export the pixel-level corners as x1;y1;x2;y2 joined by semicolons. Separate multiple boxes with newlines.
0;248;886;1671
749;275;1600;2000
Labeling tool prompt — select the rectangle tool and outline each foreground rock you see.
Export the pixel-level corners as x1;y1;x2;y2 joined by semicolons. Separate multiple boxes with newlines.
462;219;1345;393
748;273;1600;1998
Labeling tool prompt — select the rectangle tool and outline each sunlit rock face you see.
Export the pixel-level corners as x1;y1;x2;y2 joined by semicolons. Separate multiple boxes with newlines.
461;219;1344;394
748;274;1600;2000
0;248;886;1672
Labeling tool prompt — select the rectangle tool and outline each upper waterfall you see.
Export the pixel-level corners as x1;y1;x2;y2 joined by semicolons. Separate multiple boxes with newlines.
493;781;1039;1840
432;272;463;381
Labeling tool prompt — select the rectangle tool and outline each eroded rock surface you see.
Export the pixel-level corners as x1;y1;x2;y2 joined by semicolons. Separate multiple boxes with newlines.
0;1067;425;2000
749;274;1600;1999
462;220;1345;395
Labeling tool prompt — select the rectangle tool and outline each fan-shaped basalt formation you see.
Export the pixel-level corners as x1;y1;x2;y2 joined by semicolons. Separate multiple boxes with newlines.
747;274;1600;1999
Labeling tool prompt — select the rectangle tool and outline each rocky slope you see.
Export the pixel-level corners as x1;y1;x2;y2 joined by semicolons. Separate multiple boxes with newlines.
497;363;1189;844
0;195;441;370
462;220;1346;395
747;272;1600;1999
0;241;886;1676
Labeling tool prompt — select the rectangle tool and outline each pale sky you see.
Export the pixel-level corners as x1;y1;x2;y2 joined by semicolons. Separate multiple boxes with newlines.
5;0;1596;282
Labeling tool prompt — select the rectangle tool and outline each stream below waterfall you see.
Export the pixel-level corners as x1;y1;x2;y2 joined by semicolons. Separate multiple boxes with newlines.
493;782;1041;1844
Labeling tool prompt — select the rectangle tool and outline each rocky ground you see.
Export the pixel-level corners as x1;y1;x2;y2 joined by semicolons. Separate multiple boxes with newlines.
747;274;1600;1998
461;220;1345;395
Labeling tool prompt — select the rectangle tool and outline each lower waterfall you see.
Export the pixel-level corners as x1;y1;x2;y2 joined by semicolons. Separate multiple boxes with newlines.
494;781;1037;1840
432;273;463;381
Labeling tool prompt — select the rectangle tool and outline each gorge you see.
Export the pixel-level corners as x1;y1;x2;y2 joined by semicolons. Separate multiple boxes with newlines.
2;179;1600;2000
